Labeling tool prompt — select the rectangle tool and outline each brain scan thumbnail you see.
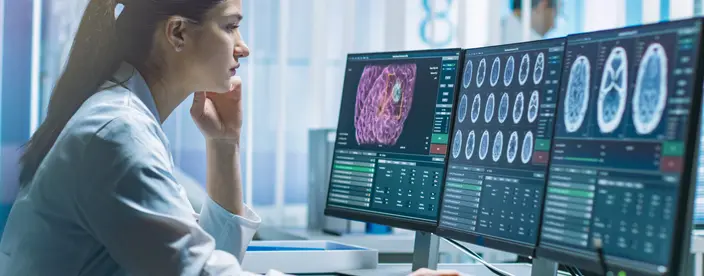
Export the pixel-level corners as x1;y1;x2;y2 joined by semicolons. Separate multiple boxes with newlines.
355;63;417;146
452;129;463;159
528;90;540;123
491;57;501;87
513;91;525;124
564;56;591;133
533;52;545;85
633;43;668;135
463;60;473;89
498;92;509;123
519;53;531;85
479;130;490;160
485;93;496;123
598;47;628;134
458;94;469;123
504;56;515;87
471;94;481;123
466;130;476;160
507;131;518;163
521;131;534;164
477;58;487;88
492;131;504;162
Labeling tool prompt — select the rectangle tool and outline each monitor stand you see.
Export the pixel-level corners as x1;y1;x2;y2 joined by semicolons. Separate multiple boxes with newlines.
531;257;558;276
411;231;440;271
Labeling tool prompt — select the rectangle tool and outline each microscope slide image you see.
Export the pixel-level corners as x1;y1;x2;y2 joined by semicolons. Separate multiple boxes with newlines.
471;93;481;123
507;131;518;164
513;91;525;124
485;93;496;123
492;131;504;162
597;47;628;134
479;130;490;160
498;92;510;124
633;43;668;135
504;56;515;87
519;53;531;86
533;52;545;85
477;58;487;88
564;55;591;133
458;94;468;123
466;130;476;160
463;60;473;89
452;129;463;159
528;90;540;123
521;130;534;164
491;57;501;87
354;63;417;146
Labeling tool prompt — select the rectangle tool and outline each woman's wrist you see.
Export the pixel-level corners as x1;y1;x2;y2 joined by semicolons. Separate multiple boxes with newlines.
205;139;244;215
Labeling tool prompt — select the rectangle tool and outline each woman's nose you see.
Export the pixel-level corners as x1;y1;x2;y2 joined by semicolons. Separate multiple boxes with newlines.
234;42;250;58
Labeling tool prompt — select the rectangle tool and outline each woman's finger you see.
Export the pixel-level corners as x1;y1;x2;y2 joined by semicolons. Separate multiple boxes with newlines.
190;91;207;118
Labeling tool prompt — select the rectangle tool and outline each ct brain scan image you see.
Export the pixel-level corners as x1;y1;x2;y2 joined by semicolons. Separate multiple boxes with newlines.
513;91;525;124
463;60;473;89
458;94;468;123
485;93;495;123
466;130;475;160
521;131;534;164
477;58;487;88
564;55;591;133
528;90;539;123
491;57;501;87
633;43;668;135
498;92;509;123
452;129;462;159
492;131;504;162
519;53;531;85
507;131;518;163
533;52;545;85
504;56;515;87
479;130;490;160
598;47;628;134
471;93;481;123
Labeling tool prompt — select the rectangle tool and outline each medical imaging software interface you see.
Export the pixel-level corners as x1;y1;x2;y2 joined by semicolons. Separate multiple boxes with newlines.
436;40;566;254
537;20;702;274
326;50;461;223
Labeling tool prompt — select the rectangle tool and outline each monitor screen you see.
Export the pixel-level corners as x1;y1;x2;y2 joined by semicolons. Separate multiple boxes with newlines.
696;98;704;229
435;38;566;256
536;18;703;275
324;49;462;232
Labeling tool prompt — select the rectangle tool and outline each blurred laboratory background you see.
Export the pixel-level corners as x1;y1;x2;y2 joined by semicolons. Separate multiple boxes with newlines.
1;0;703;238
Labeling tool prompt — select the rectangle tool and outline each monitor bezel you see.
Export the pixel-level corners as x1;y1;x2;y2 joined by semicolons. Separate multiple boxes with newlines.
433;37;567;258
323;48;464;233
534;17;704;276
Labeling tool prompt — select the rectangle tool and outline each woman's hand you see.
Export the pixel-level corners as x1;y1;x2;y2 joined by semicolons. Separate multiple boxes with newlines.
408;268;463;276
190;76;243;145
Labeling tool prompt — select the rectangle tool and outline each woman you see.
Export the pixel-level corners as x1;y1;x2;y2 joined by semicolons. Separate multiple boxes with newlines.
0;0;460;275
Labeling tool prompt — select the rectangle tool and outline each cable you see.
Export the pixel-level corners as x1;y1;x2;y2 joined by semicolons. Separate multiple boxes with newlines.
564;266;577;276
570;266;584;276
593;238;608;275
443;238;515;276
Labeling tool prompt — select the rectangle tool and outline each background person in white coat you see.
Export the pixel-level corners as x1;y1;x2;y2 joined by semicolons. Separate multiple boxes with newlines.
501;0;558;44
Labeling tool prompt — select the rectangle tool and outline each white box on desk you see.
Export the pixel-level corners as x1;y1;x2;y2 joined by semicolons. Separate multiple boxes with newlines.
241;240;378;274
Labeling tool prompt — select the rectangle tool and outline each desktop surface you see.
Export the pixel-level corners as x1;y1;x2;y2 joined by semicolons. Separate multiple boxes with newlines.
435;38;566;256
535;18;703;276
324;49;462;231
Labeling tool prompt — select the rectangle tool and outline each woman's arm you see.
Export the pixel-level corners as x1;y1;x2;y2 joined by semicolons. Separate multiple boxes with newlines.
205;140;244;216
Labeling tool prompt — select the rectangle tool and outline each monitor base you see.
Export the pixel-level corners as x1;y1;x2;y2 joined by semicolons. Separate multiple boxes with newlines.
531;257;558;276
411;231;440;271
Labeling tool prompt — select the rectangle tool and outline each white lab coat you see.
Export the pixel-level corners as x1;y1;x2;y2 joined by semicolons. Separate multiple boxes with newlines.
0;62;283;275
497;14;543;45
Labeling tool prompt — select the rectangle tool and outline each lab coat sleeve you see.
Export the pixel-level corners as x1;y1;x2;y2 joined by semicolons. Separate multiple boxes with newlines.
75;118;270;276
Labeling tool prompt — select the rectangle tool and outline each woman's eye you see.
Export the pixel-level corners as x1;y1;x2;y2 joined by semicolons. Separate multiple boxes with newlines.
226;24;239;32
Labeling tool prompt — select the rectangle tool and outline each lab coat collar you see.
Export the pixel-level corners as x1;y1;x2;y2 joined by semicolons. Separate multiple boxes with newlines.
108;61;162;123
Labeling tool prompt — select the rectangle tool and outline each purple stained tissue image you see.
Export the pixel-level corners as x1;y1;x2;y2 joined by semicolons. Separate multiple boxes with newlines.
354;63;417;146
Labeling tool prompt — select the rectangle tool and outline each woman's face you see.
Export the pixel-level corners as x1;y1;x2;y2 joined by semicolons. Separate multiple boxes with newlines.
179;0;248;93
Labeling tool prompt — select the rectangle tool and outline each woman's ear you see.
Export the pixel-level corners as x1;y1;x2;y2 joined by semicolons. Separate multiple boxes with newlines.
165;16;188;52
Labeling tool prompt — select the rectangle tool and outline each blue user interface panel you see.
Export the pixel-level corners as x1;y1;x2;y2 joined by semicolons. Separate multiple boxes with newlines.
536;19;703;275
324;49;462;232
436;38;566;256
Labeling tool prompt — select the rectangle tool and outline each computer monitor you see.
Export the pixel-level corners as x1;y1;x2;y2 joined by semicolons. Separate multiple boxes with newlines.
324;49;463;232
536;18;704;276
434;38;567;256
695;98;704;230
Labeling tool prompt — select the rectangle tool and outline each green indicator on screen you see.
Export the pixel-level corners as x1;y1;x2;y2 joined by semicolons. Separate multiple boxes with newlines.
432;134;449;144
548;187;593;198
333;165;374;173
662;141;684;156
534;139;551;151
447;182;482;191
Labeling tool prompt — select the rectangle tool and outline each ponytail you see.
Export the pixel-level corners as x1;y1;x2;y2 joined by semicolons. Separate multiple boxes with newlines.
19;0;123;185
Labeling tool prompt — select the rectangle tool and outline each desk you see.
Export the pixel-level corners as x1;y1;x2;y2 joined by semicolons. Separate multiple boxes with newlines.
336;263;570;276
256;227;517;264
